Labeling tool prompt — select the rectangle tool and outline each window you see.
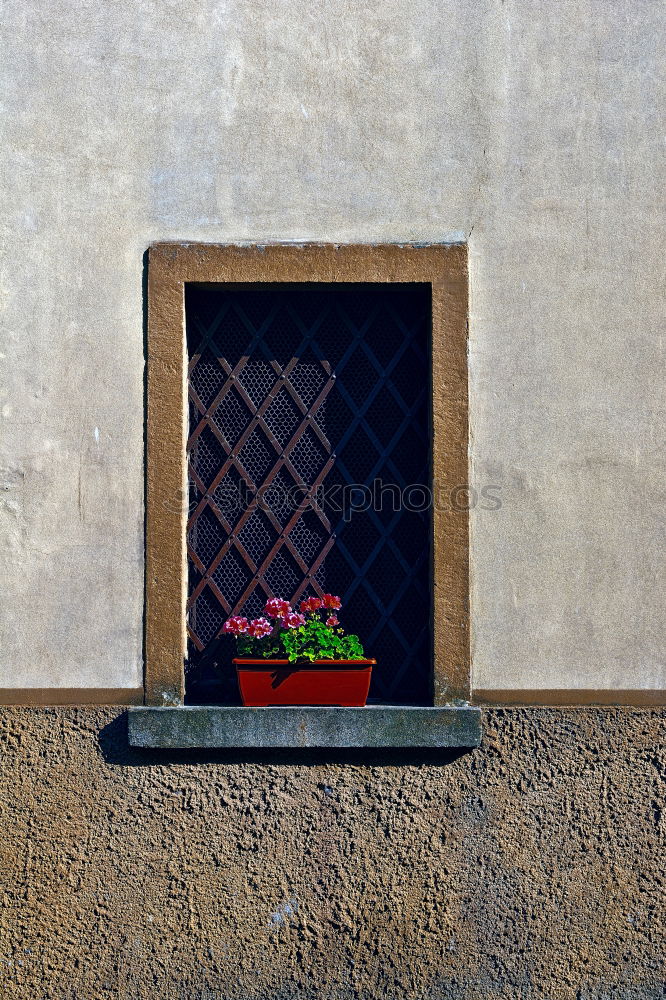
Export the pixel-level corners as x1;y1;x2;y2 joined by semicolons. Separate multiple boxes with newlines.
144;244;469;713
185;282;432;705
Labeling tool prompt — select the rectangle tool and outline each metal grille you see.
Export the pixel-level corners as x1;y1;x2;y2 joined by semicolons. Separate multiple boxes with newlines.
186;283;432;704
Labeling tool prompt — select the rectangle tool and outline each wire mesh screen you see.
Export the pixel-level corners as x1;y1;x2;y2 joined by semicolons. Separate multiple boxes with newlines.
186;283;432;705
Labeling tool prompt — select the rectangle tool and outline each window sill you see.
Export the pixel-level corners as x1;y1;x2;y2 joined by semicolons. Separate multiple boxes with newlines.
127;705;481;749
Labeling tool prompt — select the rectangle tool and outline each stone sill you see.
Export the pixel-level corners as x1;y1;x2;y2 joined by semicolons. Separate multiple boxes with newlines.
127;706;482;749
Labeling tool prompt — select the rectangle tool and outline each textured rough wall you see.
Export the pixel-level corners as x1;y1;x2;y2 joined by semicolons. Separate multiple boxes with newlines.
1;0;664;696
1;707;663;999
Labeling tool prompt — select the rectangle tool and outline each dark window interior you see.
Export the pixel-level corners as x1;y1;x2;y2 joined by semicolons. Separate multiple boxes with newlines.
185;283;432;705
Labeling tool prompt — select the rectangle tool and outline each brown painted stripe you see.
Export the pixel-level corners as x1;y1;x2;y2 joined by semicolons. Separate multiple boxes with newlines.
473;688;666;707
0;688;144;706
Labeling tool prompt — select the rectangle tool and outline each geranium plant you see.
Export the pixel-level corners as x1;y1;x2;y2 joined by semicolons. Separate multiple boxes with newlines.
222;595;365;663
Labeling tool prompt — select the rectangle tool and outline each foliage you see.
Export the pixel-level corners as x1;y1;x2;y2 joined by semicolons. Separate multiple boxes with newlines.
223;595;366;663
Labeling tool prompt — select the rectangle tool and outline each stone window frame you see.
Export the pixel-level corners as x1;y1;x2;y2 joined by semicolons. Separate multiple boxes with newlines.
144;243;470;709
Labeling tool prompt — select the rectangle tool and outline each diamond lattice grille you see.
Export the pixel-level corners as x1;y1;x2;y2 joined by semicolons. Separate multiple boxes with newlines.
186;283;432;704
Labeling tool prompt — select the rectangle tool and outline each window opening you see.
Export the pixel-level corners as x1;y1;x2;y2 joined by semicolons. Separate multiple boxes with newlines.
185;283;432;705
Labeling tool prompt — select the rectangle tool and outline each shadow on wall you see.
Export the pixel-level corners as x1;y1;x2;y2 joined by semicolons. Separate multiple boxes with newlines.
97;712;472;768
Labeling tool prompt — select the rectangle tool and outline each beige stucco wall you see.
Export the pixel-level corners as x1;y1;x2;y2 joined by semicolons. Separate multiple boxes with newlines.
1;0;664;695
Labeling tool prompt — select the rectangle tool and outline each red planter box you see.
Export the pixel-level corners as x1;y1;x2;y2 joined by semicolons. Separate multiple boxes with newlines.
234;659;375;707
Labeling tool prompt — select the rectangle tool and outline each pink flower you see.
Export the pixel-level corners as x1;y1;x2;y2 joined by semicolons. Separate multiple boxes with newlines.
283;611;306;629
300;597;322;614
326;615;340;627
321;594;341;610
222;616;248;635
246;617;273;638
264;597;291;619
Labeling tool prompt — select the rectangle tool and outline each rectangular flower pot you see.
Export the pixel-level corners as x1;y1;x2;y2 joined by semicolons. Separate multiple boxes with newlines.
234;659;375;707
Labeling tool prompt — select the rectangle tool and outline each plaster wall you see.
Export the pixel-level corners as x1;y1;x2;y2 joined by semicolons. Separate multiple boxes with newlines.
0;0;664;694
0;706;663;998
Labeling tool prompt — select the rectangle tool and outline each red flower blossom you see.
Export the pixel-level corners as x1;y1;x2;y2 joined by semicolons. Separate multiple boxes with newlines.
300;596;323;614
264;597;291;619
222;616;248;635
326;615;340;627
283;612;306;629
246;617;273;638
321;594;341;610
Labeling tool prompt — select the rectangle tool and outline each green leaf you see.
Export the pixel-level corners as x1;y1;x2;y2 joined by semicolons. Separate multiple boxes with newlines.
231;615;367;663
